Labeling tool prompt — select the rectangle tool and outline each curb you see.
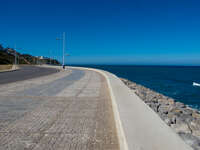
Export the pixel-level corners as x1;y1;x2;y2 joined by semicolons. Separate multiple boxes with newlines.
0;69;19;73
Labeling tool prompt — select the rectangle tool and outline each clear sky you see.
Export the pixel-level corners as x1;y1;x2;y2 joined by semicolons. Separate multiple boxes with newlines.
1;0;200;65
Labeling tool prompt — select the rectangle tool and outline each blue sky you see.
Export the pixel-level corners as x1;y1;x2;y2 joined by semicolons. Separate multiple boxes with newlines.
1;0;200;65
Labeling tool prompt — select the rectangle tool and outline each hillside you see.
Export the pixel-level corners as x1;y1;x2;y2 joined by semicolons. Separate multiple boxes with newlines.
0;44;60;65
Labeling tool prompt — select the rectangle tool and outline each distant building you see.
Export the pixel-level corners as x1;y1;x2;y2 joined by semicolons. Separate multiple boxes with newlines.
36;56;44;59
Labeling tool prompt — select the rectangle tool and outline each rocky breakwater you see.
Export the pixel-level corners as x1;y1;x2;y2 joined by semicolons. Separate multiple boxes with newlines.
121;78;200;150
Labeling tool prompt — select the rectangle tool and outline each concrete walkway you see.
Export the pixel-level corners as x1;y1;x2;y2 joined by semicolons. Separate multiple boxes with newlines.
0;68;119;150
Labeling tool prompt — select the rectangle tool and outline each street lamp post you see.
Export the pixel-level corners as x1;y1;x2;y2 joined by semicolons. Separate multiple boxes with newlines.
18;55;19;65
57;32;66;69
62;32;65;67
14;44;17;69
49;50;52;65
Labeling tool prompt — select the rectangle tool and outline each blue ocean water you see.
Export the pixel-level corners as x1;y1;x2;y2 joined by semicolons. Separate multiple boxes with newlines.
73;65;200;110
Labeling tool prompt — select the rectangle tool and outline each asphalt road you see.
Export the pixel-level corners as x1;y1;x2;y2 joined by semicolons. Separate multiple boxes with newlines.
0;65;60;84
0;68;119;150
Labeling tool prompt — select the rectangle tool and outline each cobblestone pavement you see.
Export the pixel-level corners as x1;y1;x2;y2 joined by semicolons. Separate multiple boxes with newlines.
0;69;119;150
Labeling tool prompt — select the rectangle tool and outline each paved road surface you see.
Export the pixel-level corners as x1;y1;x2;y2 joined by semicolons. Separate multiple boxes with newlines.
0;65;59;85
0;68;119;150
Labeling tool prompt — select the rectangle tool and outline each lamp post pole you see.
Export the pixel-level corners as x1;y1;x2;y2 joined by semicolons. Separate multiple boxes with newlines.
57;32;66;69
62;32;65;67
14;44;17;69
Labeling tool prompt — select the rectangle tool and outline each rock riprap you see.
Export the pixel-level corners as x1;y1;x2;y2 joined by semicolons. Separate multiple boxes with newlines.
121;78;200;150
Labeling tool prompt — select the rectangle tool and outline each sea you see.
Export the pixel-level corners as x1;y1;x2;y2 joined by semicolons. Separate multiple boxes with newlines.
71;65;200;110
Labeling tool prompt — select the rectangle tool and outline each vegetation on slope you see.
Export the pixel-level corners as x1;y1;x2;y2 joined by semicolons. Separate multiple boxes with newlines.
0;44;60;65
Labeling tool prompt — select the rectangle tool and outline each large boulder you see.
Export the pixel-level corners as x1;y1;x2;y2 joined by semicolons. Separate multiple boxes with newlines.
171;123;192;134
189;119;200;137
176;102;186;108
192;112;200;119
178;132;200;150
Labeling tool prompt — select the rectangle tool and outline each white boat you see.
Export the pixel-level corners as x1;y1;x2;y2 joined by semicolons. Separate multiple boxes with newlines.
193;82;200;87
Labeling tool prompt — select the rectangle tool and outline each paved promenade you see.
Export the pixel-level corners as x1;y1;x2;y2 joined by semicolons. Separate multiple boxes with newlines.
0;68;119;150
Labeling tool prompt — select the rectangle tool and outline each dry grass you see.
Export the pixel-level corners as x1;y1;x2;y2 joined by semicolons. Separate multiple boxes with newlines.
0;65;12;71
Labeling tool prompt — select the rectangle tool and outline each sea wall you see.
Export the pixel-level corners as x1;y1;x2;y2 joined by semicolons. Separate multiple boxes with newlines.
121;78;200;150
